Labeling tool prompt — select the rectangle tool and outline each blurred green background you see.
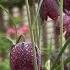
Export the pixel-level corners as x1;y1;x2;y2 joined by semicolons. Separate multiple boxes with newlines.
0;0;31;70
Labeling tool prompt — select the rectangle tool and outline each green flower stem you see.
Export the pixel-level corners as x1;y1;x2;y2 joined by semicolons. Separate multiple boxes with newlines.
32;2;40;48
16;35;25;44
25;0;38;70
60;0;64;70
31;0;43;48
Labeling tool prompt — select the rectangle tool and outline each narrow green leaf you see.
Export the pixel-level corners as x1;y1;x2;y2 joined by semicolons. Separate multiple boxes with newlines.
51;37;70;70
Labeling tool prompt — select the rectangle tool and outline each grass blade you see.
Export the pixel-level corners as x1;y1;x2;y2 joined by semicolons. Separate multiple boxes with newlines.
51;37;70;70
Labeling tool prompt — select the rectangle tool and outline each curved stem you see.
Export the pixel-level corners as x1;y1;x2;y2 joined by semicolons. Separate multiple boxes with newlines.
25;0;39;70
16;35;25;44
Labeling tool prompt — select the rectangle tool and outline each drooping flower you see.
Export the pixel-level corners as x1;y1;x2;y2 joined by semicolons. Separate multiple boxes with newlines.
63;14;70;39
40;0;59;21
10;42;42;70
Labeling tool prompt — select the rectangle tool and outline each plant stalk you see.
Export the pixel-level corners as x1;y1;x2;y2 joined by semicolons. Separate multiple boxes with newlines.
25;0;38;70
60;0;64;70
